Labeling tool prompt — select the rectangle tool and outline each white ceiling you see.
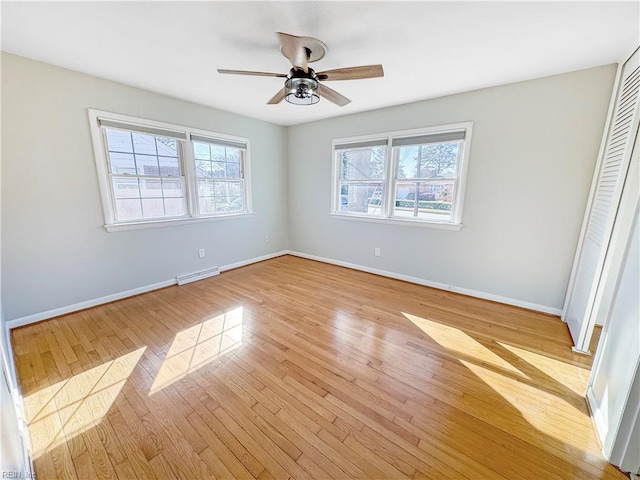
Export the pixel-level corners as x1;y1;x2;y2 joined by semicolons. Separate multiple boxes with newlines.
2;1;638;126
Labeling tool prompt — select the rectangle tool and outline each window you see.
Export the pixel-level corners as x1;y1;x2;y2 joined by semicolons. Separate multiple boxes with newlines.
336;139;387;216
89;110;251;231
192;137;246;216
331;123;472;228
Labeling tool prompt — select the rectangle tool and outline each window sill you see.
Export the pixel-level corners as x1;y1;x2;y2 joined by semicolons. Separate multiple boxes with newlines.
104;212;254;232
329;213;462;230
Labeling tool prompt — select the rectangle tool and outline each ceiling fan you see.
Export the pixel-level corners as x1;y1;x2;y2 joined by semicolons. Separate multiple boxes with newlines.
217;32;384;107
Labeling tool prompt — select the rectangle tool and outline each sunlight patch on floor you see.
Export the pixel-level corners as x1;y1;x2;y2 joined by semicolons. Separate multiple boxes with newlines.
400;312;594;449
24;347;145;459
498;342;588;396
459;358;592;449
401;312;522;375
149;306;244;394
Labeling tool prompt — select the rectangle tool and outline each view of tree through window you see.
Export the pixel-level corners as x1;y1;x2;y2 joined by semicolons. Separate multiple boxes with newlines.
333;124;470;225
394;141;460;220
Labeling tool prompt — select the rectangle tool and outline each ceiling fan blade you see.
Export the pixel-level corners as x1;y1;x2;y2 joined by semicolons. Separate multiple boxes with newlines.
218;69;287;78
267;88;286;105
318;84;351;107
276;32;309;72
316;65;384;81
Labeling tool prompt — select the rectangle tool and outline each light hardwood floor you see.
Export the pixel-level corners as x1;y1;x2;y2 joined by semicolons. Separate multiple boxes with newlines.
12;255;625;480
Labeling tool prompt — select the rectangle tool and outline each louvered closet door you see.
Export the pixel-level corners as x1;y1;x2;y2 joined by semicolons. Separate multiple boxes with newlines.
564;47;640;350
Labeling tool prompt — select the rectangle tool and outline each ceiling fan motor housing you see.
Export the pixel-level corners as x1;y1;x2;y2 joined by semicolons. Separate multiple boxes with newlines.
285;68;320;105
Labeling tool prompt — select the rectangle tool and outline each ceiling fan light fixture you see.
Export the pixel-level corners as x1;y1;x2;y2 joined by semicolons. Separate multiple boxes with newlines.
284;77;319;105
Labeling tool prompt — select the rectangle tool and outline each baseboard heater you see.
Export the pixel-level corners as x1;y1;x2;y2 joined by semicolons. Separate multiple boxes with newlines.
176;266;220;286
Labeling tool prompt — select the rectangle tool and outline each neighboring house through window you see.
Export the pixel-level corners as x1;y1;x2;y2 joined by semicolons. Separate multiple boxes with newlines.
331;122;472;229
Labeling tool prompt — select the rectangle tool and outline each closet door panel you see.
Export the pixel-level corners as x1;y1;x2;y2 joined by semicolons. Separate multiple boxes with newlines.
564;48;640;350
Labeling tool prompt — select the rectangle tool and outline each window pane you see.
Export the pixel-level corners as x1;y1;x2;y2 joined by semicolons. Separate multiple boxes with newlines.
213;181;228;198
113;178;140;198
112;178;139;198
210;145;225;162
192;140;247;217
115;199;142;220
212;162;226;178
194;142;210;160
340;147;386;180
164;198;186;216
132;132;157;155
156;137;177;155
109;152;136;175
139;178;162;197
227;181;243;197
226;162;241;179
198;179;214;197
158;156;180;176
161;178;184;198
135;155;159;175
394;181;455;220
141;198;165;218
228;196;244;212
199;197;215;215
195;160;213;177
339;182;384;215
105;129;133;153
226;148;241;163
396;142;460;179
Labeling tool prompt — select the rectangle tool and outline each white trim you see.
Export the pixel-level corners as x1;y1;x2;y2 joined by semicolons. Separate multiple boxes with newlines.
329;213;463;230
6;247;561;330
2;322;34;477
219;250;288;272
571;345;591;355
6;279;177;330
104;212;254;232
587;386;607;448
6;250;289;330
286;250;561;315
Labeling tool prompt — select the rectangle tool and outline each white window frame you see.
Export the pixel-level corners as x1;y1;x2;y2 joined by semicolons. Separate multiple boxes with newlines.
88;109;253;232
330;122;473;230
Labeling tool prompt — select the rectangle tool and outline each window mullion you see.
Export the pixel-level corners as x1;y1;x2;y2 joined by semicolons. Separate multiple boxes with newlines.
182;139;199;218
383;136;395;218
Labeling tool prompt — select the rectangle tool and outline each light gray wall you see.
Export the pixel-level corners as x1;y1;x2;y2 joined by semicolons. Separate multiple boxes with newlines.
1;53;288;320
287;65;616;310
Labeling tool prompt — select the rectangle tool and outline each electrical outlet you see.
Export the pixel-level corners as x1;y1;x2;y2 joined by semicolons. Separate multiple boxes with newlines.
198;248;205;258
374;247;381;257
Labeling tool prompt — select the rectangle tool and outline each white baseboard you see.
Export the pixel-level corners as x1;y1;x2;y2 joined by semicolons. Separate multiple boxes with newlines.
286;250;562;316
6;250;288;330
7;248;559;329
587;386;607;450
219;250;288;272
6;279;177;330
